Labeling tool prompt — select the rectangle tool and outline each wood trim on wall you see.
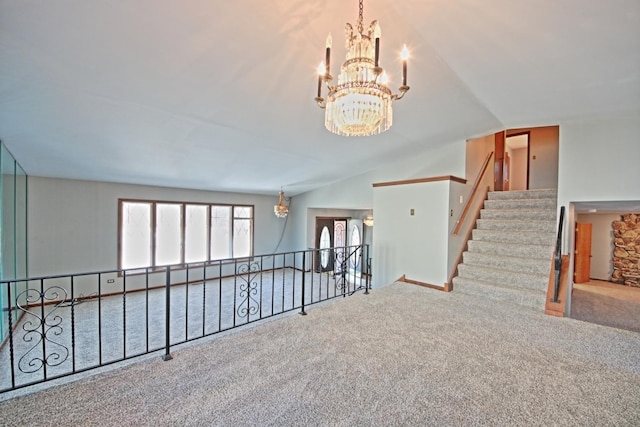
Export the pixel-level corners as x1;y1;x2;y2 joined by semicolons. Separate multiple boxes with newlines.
494;131;505;191
398;274;451;292
372;175;466;188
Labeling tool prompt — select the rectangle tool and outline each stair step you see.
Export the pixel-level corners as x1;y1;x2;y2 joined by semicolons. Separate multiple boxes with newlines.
467;240;553;259
480;209;557;221
476;219;556;232
455;188;557;310
452;276;546;310
462;252;551;275
484;198;556;210
487;189;557;200
457;264;548;292
472;229;555;246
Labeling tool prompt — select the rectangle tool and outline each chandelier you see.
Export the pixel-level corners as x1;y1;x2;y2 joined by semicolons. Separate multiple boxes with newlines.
274;190;289;218
315;0;410;137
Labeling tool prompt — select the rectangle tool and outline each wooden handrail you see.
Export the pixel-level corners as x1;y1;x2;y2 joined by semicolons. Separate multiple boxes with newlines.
373;175;466;188
452;151;494;236
446;185;490;289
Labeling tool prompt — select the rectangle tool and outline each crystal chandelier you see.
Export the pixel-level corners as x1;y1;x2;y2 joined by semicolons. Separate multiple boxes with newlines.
274;190;289;218
315;0;410;137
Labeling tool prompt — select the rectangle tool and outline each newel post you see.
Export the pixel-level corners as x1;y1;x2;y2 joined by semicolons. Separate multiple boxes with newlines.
162;266;173;361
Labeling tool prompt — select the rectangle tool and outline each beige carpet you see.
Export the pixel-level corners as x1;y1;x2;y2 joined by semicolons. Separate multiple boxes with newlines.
570;280;640;333
0;282;639;426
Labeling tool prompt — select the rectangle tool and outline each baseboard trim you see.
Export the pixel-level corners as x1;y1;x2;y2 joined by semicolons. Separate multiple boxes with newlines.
398;275;450;292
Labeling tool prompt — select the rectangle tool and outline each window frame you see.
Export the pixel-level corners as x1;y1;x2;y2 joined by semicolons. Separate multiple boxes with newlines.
118;198;254;271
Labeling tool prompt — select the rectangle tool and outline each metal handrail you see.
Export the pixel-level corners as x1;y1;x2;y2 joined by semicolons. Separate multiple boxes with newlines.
551;206;565;303
0;244;369;394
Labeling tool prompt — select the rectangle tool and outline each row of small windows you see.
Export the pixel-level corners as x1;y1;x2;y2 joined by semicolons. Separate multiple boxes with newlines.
119;200;253;270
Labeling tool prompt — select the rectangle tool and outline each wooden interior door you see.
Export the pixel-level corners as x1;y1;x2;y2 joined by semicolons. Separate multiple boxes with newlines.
574;222;592;283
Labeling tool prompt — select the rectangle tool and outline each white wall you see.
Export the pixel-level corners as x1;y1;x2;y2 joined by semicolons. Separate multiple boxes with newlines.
508;126;559;190
466;133;494;185
287;140;466;254
285;140;466;287
558;113;640;207
27;177;289;277
558;111;640;313
373;181;450;287
528;126;559;189
559;112;640;256
576;213;621;281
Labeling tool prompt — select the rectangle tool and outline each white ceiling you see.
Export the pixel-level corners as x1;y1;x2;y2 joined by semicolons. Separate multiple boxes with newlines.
1;0;639;196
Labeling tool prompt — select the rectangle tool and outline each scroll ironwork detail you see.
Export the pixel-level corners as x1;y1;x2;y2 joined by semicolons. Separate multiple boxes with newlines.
334;249;348;293
16;286;70;374
236;261;260;318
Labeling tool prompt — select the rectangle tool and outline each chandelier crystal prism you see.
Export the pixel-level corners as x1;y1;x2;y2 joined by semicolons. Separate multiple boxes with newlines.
274;190;289;218
315;0;410;137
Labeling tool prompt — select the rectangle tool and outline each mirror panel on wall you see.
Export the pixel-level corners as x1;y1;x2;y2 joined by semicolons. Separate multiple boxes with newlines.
0;142;28;343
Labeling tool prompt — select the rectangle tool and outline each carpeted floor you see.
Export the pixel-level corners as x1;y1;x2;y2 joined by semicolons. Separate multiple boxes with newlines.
570;280;640;333
0;282;639;426
0;268;351;390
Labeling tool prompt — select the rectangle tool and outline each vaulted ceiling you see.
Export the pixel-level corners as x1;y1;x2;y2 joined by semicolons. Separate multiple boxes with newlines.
1;0;638;196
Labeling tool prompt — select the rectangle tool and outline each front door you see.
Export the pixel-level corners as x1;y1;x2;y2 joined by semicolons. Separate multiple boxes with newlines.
314;218;348;272
315;218;334;272
347;219;363;274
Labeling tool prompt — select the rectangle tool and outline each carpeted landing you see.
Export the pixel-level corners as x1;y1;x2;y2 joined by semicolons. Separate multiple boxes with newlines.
0;282;638;426
570;280;640;333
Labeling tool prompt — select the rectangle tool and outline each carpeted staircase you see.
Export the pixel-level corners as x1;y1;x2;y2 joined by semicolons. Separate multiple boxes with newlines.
452;189;557;310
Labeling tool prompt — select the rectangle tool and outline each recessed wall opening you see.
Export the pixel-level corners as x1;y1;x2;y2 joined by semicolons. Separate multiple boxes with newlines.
569;200;640;333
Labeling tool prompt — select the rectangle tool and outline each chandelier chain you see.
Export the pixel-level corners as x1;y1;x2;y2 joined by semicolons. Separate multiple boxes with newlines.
358;0;364;34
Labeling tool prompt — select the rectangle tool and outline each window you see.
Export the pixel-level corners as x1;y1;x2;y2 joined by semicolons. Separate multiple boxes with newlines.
119;200;253;270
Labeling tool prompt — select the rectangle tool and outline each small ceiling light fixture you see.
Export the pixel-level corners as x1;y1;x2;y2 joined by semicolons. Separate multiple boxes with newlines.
363;212;374;227
315;0;410;137
274;190;289;218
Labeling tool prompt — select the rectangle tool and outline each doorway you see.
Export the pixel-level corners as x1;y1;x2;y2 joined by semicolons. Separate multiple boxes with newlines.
567;202;640;329
314;217;348;272
504;132;529;191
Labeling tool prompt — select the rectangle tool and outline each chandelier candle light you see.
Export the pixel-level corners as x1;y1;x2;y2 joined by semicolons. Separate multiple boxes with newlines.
315;0;410;137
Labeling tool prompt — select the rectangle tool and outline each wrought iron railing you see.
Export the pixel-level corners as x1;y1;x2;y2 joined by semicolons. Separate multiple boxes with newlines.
0;244;369;393
551;206;565;303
